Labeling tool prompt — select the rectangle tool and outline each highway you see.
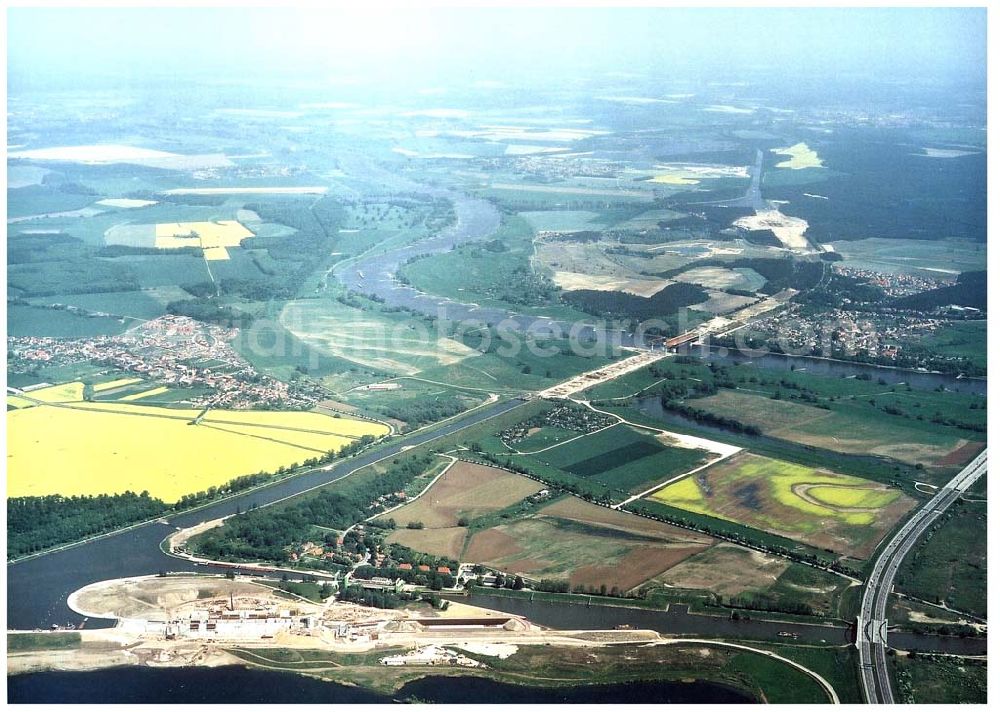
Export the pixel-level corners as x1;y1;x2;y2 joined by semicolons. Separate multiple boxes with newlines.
857;449;987;704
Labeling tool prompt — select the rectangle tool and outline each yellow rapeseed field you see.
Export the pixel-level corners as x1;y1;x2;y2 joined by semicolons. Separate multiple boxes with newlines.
119;386;170;401
7;390;389;502
92;377;142;393
154;220;255;260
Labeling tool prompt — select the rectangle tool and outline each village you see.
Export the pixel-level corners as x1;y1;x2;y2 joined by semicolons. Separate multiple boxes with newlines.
7;315;323;410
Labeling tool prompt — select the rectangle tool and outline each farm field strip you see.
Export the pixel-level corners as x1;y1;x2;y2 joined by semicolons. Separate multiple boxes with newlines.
92;377;143;393
119;386;170;401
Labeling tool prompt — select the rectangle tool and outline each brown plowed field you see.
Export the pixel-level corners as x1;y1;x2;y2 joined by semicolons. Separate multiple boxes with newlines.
377;461;544;529
385;527;469;561
463;497;714;590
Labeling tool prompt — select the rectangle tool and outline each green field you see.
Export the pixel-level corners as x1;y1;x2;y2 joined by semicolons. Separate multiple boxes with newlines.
417;328;627;393
519;422;709;495
226;641;830;702
648;452;916;559
339;379;484;429
7;632;82;652
913;320;987;370
27;290;170;321
892;654;986;704
689;389;979;467
8;305;129;338
829;237;986;277
721;651;829;704
104;253;212;288
584;356;986;472
519;210;605;233
512;425;582;452
756;644;863;704
894;498;986;616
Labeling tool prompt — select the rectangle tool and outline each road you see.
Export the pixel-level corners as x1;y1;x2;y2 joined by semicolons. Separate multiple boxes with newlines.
857;448;987;704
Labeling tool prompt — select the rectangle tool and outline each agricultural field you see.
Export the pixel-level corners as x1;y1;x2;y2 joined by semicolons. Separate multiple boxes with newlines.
648;452;916;559
379;461;545;559
26;290;173;321
687;388;981;467
6;383;389;502
279;298;479;377
514;422;711;495
464;496;715;591
672;266;767;292
338;379;485;430
828;237;986;277
91;377;142;393
650;543;852;617
380;461;544;529
7;304;132;339
415;330;627;393
105;220;256;261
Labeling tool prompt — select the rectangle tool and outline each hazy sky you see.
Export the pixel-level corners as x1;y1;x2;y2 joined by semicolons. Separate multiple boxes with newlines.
8;7;987;91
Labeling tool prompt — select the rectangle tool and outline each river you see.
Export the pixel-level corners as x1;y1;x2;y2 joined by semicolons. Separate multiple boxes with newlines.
694;345;985;396
7;667;755;704
445;593;986;656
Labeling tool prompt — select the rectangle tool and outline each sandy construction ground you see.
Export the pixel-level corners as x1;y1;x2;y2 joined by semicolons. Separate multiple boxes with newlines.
96;198;159;208
918;147;981;158
734;209;811;251
68;575;310;621
771;143;824;170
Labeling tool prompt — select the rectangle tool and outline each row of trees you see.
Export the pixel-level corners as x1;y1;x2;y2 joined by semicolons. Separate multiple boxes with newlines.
8;492;167;558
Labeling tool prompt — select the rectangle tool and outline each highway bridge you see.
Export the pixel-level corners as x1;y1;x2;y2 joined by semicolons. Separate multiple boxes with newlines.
857;449;987;704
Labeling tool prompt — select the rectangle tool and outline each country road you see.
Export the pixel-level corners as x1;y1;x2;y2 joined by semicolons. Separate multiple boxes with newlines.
857;449;987;704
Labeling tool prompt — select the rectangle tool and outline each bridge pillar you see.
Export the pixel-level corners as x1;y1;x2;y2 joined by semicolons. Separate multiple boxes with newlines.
876;619;888;646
